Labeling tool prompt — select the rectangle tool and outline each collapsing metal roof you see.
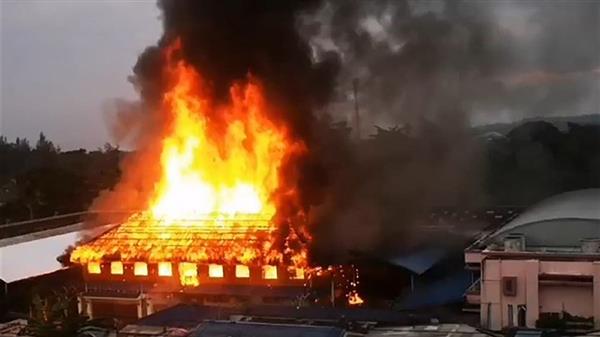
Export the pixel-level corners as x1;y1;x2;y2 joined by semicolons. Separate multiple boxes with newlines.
70;216;283;265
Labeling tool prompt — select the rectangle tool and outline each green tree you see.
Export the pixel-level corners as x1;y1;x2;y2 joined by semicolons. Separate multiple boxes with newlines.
26;288;90;337
35;132;57;153
14;137;31;152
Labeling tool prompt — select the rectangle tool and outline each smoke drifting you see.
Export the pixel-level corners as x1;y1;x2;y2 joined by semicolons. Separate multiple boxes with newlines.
306;0;599;128
300;0;599;259
301;0;502;259
98;0;599;261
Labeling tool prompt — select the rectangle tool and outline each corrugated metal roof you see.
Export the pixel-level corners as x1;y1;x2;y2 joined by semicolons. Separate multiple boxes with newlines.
136;304;233;328
0;319;29;337
136;303;421;328
394;270;471;310
387;247;448;275
118;324;188;336
367;324;494;337
0;231;78;283
189;321;345;337
71;217;277;264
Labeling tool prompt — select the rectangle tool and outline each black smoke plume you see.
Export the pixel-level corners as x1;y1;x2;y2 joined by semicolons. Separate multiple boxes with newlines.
103;0;598;262
133;0;339;141
301;0;599;260
128;0;341;221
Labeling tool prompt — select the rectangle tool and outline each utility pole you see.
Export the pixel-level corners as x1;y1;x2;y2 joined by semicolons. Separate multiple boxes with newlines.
352;78;360;141
330;276;335;308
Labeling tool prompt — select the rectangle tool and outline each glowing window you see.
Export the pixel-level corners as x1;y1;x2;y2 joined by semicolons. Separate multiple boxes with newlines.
87;262;101;274
208;264;224;278
134;262;148;276
235;265;250;278
291;268;305;280
158;262;172;276
110;261;124;275
262;265;278;280
179;262;199;286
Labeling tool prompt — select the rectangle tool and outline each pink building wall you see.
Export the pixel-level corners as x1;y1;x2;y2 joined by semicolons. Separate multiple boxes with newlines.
539;285;593;317
480;257;600;330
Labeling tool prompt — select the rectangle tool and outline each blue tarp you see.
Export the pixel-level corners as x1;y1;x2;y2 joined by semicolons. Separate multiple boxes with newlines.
386;247;448;275
394;270;472;310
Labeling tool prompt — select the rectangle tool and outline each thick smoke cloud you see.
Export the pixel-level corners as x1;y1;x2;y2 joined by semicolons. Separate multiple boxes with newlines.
100;0;598;261
134;0;339;141
491;0;600;120
304;0;599;129
297;0;599;259
303;0;509;131
302;0;501;259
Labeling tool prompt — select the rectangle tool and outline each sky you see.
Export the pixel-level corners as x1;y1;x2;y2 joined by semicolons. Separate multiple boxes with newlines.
1;0;161;150
0;1;597;151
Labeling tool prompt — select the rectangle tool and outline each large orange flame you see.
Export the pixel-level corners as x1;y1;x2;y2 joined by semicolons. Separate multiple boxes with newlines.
151;45;287;220
71;40;308;277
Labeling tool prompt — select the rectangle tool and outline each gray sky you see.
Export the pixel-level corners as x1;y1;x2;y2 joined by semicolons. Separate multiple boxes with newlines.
1;1;597;150
1;0;161;150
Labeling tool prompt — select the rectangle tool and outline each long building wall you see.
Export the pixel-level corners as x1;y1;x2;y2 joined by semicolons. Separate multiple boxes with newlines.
539;284;593;317
480;258;600;330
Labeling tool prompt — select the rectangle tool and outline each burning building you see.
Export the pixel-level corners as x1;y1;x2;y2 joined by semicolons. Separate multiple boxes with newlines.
69;40;309;318
68;39;359;320
71;216;309;319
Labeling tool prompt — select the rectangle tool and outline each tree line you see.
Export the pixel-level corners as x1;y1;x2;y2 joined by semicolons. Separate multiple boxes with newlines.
1;121;599;224
0;133;121;223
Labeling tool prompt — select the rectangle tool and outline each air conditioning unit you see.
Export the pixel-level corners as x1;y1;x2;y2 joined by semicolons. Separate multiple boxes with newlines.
504;234;526;252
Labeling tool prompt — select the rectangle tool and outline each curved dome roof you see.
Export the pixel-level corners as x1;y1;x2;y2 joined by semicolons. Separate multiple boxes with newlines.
488;189;600;247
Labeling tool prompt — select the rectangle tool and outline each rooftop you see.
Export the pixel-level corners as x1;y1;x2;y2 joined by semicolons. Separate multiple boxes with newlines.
367;324;495;337
136;303;424;328
492;189;600;237
475;189;600;249
70;215;282;265
189;321;345;337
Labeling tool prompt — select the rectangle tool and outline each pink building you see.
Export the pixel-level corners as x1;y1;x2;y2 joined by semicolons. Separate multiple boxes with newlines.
464;189;600;331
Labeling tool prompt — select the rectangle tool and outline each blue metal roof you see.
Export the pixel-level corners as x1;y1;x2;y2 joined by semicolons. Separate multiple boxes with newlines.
386;247;448;275
137;304;420;328
189;321;345;337
137;305;236;328
394;270;471;310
